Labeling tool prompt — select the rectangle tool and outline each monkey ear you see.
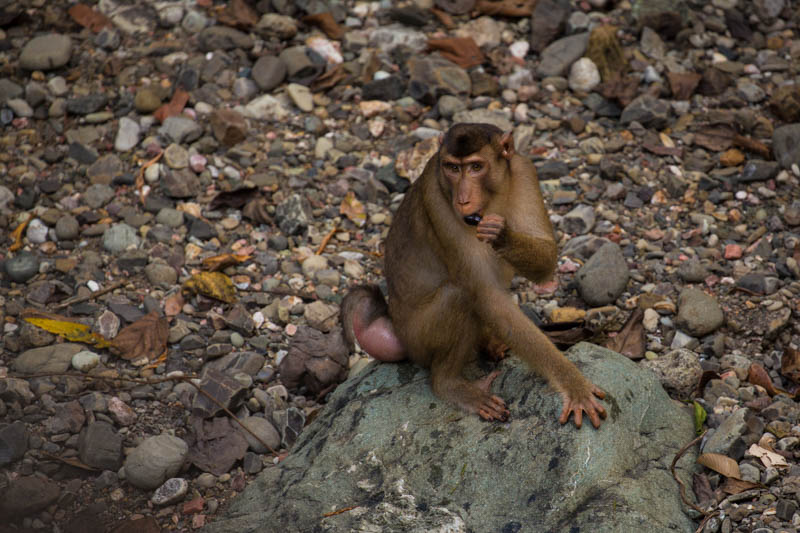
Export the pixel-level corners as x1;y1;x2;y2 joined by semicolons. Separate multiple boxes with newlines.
500;132;515;160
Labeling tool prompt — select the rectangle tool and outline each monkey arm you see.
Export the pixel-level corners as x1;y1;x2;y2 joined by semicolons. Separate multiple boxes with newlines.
494;229;557;284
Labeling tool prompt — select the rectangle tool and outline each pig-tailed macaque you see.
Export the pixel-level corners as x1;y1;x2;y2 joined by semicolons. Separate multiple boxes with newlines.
341;123;606;428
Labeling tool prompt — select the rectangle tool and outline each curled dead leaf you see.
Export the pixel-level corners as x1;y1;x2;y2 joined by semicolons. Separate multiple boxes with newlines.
604;307;645;360
154;88;189;123
696;452;741;479
720;477;761;495
110;311;168;361
747;443;789;468
302;12;345;39
9;214;33;253
340;191;366;228
475;0;535;16
780;346;800;384
183;272;237;303
427;37;485;69
747;363;778;396
68;3;111;32
202;253;252;272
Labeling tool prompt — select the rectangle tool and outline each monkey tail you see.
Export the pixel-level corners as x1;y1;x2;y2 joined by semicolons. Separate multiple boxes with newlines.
340;285;406;362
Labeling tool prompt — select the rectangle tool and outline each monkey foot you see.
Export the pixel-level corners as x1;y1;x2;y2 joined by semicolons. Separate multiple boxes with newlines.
484;338;509;361
474;371;509;421
558;384;607;429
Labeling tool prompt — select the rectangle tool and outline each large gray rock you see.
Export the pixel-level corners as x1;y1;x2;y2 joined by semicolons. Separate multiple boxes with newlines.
205;343;697;533
575;241;630;306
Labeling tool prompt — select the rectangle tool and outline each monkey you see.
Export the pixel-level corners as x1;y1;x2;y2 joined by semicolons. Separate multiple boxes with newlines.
341;123;606;428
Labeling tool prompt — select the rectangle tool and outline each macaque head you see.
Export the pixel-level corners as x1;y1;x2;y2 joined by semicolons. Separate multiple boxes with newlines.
438;123;515;223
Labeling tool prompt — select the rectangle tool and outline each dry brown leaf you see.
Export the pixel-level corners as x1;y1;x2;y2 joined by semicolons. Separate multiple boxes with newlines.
209;187;259;210
747;443;789;468
747;363;778;396
697;452;741;479
475;0;535;16
781;346;800;384
721;477;760;495
154;88;190;123
733;135;770;159
310;64;349;93
692;473;714;507
68;3;112;32
302;12;345;39
217;0;259;29
22;309;112;349
110;311;168;361
604;308;645;360
183;272;237;303
202;253;252;272
427;37;485;69
340;191;366;228
9;213;33;253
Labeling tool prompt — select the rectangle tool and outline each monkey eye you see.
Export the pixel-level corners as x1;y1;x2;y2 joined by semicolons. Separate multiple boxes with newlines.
445;163;459;173
471;162;483;171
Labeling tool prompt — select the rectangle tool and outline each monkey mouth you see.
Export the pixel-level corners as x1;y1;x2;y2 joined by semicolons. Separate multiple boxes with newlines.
463;213;482;226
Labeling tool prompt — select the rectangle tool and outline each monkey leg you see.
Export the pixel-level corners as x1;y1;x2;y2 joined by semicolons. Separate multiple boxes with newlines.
429;335;509;422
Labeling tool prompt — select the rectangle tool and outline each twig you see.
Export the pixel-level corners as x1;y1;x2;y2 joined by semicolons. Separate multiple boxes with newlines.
322;506;356;518
12;371;280;456
671;431;708;515
54;280;127;309
672;430;720;533
316;223;339;255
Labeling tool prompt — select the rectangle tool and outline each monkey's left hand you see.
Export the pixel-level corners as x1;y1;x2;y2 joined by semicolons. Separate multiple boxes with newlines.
476;214;506;247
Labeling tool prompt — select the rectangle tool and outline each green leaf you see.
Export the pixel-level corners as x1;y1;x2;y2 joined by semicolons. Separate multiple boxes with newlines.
693;401;707;436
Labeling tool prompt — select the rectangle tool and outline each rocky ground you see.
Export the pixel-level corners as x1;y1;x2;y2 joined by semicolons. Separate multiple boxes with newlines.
1;0;800;532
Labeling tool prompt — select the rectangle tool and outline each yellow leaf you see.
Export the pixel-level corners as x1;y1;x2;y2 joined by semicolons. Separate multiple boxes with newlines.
9;214;33;253
183;272;237;303
340;191;366;228
697;452;741;479
22;310;112;349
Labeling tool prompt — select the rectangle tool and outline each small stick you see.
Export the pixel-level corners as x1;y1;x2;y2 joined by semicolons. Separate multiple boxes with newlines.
135;150;163;205
55;280;126;309
322;506;356;518
671;432;707;515
316;223;338;255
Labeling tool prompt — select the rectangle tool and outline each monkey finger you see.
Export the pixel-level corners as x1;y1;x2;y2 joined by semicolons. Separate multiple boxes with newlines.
573;409;583;429
591;385;606;399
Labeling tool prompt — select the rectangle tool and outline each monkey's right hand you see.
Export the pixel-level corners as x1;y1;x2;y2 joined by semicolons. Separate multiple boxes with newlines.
476;213;505;247
558;383;607;429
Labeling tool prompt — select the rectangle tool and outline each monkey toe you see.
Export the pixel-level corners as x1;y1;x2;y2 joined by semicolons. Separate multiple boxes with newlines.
477;394;508;421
